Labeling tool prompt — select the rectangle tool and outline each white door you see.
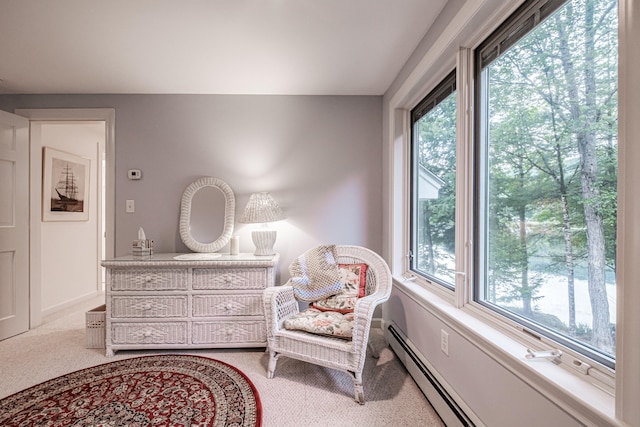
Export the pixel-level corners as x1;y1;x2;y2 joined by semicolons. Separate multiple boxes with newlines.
0;110;29;340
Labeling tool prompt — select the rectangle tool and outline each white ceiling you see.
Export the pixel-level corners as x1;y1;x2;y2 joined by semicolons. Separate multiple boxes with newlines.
0;0;448;95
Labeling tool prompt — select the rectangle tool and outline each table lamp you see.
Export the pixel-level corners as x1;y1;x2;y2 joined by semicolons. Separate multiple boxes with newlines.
238;192;286;256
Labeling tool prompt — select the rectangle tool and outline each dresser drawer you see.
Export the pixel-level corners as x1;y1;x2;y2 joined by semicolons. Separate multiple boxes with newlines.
110;269;188;291
192;268;267;290
192;294;263;317
111;296;187;318
111;322;188;344
192;320;266;344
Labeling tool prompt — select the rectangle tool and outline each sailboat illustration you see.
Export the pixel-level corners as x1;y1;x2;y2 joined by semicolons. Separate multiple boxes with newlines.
51;162;82;211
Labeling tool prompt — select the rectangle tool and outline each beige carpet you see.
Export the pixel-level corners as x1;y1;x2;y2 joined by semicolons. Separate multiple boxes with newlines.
0;296;444;427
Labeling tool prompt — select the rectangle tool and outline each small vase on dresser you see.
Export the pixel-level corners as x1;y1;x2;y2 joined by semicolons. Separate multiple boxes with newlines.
101;253;279;357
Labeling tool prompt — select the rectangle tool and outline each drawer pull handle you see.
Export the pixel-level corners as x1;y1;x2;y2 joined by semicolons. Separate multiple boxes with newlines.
225;303;233;311
225;276;232;283
226;329;233;335
144;276;152;283
143;304;152;311
143;330;152;338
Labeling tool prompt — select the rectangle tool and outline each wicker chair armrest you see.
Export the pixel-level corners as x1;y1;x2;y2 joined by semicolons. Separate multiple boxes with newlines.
351;293;390;346
263;285;299;334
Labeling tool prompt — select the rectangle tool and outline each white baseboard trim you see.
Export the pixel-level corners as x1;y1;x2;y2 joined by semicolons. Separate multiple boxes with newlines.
41;291;105;320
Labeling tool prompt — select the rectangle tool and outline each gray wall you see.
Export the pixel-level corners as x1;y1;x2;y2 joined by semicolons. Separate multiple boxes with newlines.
0;94;383;281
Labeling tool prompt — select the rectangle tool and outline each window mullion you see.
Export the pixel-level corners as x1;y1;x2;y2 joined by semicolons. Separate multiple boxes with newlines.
455;47;474;308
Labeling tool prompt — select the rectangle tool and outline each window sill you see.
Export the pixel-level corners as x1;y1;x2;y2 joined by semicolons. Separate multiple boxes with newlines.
391;275;620;427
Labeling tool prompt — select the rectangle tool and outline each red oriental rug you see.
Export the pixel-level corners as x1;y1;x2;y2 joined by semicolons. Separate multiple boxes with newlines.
0;354;261;427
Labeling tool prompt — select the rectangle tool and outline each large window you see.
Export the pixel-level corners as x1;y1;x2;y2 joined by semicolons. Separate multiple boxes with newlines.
475;0;618;366
411;72;457;288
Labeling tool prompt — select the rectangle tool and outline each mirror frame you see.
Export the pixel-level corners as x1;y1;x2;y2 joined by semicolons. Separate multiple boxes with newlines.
179;177;235;253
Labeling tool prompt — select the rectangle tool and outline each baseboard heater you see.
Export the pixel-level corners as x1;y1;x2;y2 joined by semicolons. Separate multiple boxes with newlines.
387;324;475;427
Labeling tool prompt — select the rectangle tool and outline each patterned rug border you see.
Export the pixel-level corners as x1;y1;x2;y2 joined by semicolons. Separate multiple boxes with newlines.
0;354;262;427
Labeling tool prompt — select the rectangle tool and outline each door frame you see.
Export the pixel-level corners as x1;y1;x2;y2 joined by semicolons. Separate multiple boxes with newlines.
15;108;115;327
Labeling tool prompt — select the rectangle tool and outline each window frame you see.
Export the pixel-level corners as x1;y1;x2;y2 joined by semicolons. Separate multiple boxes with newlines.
385;0;638;422
402;0;617;383
472;0;617;370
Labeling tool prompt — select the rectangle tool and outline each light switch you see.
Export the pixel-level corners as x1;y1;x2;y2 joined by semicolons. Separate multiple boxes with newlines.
128;169;142;180
126;200;135;213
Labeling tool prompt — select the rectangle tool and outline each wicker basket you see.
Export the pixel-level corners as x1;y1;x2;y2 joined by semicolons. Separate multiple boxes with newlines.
86;304;106;348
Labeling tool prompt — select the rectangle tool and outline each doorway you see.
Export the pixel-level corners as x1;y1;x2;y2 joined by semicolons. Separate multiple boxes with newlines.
16;109;115;328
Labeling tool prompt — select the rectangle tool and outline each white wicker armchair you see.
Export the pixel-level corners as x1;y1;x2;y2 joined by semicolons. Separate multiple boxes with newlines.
262;245;392;404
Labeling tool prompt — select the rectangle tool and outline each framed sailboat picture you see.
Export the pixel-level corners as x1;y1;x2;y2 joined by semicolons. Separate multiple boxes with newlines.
42;147;91;221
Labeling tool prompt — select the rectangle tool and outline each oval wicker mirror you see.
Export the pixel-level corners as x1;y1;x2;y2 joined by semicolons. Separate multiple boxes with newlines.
179;177;235;253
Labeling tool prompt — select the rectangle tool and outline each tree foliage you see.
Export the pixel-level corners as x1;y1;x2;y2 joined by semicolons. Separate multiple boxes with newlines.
486;0;618;354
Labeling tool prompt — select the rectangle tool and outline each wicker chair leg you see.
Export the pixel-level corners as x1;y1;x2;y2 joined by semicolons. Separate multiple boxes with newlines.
351;371;365;405
267;351;279;379
367;341;380;359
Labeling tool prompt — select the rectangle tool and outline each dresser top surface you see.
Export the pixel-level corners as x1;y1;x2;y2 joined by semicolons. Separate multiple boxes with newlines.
102;253;279;268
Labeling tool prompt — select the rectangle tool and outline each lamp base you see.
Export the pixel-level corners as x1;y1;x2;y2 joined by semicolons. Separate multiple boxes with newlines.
251;229;277;256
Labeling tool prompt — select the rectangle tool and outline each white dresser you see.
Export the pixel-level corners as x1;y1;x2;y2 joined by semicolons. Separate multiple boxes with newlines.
101;253;279;356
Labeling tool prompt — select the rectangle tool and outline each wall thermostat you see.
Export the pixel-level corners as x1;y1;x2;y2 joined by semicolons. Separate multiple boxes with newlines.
128;169;142;180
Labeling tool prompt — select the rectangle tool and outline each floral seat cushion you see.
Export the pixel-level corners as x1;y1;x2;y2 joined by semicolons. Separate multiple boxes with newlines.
283;307;354;340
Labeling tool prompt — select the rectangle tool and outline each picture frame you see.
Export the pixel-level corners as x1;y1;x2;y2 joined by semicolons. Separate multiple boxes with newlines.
42;147;91;221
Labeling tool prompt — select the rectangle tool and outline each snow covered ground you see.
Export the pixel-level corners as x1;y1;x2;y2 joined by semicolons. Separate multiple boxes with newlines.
433;246;616;327
528;273;616;325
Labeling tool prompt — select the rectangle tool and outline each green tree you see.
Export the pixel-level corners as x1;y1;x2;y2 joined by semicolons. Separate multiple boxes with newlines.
554;0;617;352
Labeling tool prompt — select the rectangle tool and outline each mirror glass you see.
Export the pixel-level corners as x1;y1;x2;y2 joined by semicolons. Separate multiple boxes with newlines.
190;186;225;242
179;177;235;253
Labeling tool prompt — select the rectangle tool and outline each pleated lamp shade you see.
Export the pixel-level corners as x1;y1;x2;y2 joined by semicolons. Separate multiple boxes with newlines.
238;192;286;256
